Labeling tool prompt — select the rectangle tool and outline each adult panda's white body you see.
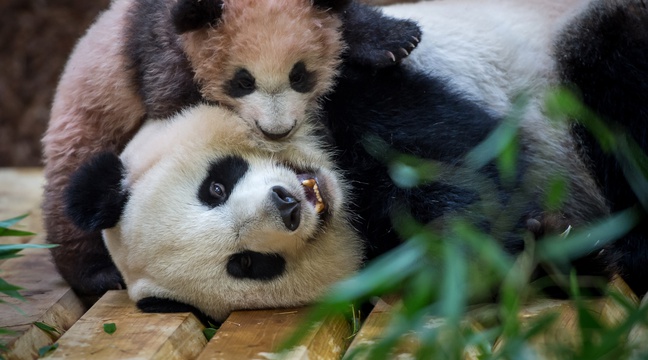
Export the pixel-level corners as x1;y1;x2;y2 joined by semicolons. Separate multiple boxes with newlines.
66;105;363;321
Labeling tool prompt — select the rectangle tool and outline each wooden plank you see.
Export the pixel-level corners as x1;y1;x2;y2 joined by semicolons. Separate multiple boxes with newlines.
197;306;352;360
344;294;400;357
495;276;640;359
345;295;480;360
0;250;85;360
48;291;206;360
0;167;86;359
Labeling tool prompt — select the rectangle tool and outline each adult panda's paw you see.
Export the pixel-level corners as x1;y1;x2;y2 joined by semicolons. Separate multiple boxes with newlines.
69;259;125;297
341;2;421;68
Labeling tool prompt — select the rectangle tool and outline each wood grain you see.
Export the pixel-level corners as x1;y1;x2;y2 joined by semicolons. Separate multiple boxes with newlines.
48;291;206;360
197;306;352;360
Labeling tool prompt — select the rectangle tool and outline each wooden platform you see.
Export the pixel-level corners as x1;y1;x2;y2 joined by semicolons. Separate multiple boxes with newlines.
1;168;646;359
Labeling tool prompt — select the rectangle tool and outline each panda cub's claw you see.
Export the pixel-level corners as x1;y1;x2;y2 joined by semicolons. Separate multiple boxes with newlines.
387;51;396;63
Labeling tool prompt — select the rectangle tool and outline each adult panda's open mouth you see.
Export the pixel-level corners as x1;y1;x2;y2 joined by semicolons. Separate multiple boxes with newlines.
296;173;328;216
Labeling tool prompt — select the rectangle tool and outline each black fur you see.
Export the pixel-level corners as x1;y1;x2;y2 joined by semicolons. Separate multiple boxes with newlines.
289;62;317;94
227;251;286;280
172;0;224;34
224;69;256;98
556;0;648;295
65;152;128;232
323;64;534;257
137;297;219;325
312;0;352;12
321;62;608;284
198;156;249;208
125;0;202;119
340;2;422;67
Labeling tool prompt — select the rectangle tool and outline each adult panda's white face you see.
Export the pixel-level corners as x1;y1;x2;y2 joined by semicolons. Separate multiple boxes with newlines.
68;104;362;321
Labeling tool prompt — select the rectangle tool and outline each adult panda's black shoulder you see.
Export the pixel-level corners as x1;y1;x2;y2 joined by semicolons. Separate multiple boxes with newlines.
555;0;648;295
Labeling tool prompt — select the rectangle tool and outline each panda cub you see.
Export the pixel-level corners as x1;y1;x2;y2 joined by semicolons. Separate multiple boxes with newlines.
65;104;363;321
43;0;421;296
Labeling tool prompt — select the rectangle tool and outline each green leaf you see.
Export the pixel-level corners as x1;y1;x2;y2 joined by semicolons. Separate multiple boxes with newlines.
203;327;217;341
0;244;56;260
0;328;17;336
34;322;60;335
37;343;58;357
538;208;640;264
0;278;24;301
0;214;29;229
0;229;36;237
103;323;117;335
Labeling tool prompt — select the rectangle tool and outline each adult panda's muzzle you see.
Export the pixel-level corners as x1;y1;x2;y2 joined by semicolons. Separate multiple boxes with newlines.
270;186;301;231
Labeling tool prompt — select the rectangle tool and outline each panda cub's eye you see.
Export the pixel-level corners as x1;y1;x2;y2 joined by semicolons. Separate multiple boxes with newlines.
289;61;315;93
209;182;226;199
226;68;256;98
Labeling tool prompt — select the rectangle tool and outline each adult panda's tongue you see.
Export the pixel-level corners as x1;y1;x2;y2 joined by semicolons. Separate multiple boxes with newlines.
297;174;326;214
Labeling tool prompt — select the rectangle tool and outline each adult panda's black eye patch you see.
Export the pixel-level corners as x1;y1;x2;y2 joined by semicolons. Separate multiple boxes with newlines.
198;156;249;208
227;250;286;281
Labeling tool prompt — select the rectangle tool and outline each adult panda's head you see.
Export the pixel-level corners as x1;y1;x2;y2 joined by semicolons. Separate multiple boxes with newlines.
65;104;363;321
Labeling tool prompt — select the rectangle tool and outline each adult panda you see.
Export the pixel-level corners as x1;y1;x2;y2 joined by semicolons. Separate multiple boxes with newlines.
65;104;364;321
65;0;647;320
43;0;422;297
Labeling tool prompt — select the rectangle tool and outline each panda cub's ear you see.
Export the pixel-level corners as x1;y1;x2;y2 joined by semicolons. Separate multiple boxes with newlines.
65;152;128;232
312;0;352;12
172;0;224;34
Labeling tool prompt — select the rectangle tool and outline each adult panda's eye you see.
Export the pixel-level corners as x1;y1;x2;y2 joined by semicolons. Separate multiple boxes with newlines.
240;254;251;269
209;182;226;199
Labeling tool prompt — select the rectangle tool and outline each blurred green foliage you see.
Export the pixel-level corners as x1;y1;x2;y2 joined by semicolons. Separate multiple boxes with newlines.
283;88;648;359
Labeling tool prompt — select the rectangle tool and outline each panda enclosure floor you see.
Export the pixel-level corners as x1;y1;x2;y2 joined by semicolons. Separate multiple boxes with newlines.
1;168;647;360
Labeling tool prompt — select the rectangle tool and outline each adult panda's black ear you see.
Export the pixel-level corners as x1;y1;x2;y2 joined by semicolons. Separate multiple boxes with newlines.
65;152;128;232
339;2;422;68
312;0;352;12
137;297;219;326
172;0;224;34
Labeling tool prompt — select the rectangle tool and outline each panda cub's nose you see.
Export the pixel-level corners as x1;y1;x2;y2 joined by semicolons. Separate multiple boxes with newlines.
271;186;301;231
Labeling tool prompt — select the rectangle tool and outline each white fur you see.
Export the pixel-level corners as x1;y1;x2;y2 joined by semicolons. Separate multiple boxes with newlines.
106;104;362;320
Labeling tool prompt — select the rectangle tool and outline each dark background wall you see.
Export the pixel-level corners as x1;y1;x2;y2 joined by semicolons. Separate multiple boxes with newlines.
0;0;111;166
0;0;409;167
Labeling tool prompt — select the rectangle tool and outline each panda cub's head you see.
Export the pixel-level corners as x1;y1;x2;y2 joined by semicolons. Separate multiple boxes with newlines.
65;104;362;321
174;0;351;140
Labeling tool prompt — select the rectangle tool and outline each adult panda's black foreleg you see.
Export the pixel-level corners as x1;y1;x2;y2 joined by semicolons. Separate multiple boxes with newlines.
556;0;648;295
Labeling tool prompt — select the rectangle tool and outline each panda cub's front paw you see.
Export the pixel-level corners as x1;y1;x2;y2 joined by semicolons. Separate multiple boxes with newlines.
341;2;422;68
375;20;421;65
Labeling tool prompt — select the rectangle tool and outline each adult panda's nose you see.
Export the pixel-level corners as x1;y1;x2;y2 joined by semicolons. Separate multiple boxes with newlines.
271;186;301;231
